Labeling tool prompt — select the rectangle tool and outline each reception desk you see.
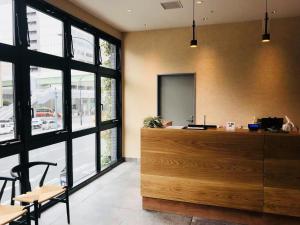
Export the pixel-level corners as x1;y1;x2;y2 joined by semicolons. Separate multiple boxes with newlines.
141;128;300;221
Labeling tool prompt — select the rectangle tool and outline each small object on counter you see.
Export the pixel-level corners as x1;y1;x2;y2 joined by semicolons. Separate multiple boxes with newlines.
162;120;173;127
185;124;207;130
248;124;260;131
259;117;283;131
165;126;185;129
226;122;236;131
282;115;295;132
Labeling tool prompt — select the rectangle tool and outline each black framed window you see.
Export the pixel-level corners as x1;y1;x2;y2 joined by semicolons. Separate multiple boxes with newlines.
71;69;95;131
71;26;95;64
100;127;117;170
0;0;14;45
0;154;20;203
101;77;116;122
26;6;64;57
0;61;16;142
0;0;123;211
72;134;96;184
100;39;116;69
30;66;64;135
29;142;67;187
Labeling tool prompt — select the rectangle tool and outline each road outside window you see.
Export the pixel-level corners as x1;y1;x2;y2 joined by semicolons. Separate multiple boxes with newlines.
73;134;96;184
0;155;20;204
29;142;66;187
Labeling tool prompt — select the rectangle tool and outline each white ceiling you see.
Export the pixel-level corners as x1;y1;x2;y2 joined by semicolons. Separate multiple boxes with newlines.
69;0;300;32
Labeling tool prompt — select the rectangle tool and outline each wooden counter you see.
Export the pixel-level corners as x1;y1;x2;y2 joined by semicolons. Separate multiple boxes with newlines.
141;128;300;218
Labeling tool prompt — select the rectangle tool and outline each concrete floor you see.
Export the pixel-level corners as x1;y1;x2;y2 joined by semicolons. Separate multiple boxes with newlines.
39;161;243;225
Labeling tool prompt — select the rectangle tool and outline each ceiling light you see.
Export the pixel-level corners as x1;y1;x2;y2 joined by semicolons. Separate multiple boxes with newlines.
190;0;198;48
127;9;132;13
196;1;203;4
262;0;270;43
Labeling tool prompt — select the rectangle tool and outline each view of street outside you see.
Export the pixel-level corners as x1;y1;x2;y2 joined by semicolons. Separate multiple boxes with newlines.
73;134;96;184
71;70;95;131
0;2;118;203
30;67;64;135
0;61;15;142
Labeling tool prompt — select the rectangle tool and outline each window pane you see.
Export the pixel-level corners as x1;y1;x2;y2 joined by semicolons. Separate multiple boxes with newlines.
0;0;13;45
101;77;116;121
0;154;20;204
29;142;66;188
100;39;116;69
71;70;95;131
30;67;63;135
101;128;117;170
71;26;94;64
0;61;15;142
73;134;96;184
27;7;63;57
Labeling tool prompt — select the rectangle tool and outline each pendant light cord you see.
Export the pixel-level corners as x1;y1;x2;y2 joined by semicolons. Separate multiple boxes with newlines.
193;0;195;21
192;0;195;39
264;0;269;33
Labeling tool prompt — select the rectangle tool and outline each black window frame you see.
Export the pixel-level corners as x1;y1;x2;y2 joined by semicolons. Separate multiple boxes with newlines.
0;0;123;206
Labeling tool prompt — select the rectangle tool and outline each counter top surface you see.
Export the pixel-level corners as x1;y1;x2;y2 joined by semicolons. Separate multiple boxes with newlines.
142;127;300;136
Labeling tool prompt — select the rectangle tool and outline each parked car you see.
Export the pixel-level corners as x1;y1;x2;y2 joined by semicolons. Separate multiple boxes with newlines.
36;107;55;117
32;118;43;129
42;120;57;130
0;122;14;134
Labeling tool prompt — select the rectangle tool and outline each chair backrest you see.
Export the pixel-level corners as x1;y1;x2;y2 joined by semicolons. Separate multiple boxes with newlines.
10;161;57;192
0;177;17;205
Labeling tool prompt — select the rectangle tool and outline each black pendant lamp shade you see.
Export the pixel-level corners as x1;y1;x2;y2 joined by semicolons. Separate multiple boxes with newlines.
262;0;270;42
190;0;197;47
190;20;197;47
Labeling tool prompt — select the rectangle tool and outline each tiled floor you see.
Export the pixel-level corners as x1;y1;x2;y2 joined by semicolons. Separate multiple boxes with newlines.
40;161;193;225
39;161;244;225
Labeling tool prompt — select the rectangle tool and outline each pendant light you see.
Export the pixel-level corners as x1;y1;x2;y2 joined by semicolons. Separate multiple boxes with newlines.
190;0;197;47
262;0;270;42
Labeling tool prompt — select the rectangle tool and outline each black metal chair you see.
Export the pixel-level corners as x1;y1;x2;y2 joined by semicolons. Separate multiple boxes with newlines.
10;162;70;225
0;176;30;225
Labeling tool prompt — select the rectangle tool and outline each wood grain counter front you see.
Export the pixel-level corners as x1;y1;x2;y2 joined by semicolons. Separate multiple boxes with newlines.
141;128;300;218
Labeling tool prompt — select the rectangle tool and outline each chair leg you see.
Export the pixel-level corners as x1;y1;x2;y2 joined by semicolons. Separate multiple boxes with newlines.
26;209;31;225
65;188;70;224
38;204;42;218
33;201;39;225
